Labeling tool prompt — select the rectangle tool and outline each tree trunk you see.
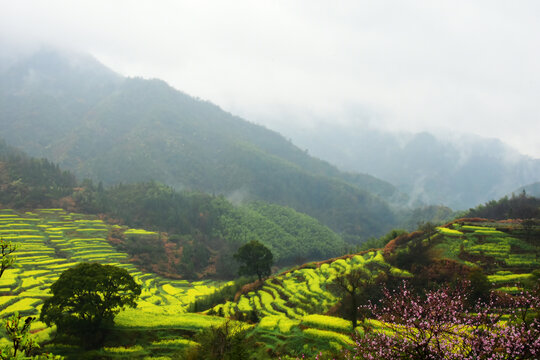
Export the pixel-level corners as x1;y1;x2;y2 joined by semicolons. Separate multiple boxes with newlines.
350;294;358;330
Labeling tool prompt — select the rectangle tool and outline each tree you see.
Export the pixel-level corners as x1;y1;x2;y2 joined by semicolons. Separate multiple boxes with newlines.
0;238;16;278
327;268;371;330
40;262;141;347
1;313;38;359
349;281;540;359
186;320;259;360
233;240;273;282
326;262;391;330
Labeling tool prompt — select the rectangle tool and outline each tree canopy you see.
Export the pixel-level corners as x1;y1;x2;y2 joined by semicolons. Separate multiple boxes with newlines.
40;262;141;346
234;240;273;282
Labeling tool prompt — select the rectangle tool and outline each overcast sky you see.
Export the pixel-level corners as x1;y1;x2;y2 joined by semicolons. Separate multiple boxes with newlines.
2;1;540;157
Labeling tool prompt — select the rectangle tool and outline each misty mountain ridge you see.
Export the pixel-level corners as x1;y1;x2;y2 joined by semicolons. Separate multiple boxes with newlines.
275;121;540;210
0;47;410;241
517;182;540;198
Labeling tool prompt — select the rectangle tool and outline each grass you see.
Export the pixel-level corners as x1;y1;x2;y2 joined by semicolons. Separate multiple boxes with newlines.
487;273;532;284
434;220;539;292
301;314;352;333
302;328;354;349
1;297;41;316
116;309;226;330
124;229;157;236
1;210;537;358
437;227;463;236
0;208;229;355
211;250;398;320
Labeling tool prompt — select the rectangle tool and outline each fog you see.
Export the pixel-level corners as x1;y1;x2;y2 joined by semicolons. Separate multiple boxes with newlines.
1;0;540;157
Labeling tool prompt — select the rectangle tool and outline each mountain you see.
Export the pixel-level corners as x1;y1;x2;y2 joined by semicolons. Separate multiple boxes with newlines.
0;142;347;278
518;182;540;198
275;122;540;210
0;139;77;208
0;48;403;241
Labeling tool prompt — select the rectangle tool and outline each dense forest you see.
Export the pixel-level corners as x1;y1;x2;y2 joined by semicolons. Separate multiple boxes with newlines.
465;191;540;220
0;140;346;279
0;49;404;242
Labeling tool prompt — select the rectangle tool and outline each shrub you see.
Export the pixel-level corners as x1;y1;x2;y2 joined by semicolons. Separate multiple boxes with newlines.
187;320;257;360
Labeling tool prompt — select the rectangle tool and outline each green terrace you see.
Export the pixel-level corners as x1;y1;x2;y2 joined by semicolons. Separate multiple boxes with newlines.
0;207;406;358
0;208;229;356
2;207;538;358
435;220;539;292
206;251;409;356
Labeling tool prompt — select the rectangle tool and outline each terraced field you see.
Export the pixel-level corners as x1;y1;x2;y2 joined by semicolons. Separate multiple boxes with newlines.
2;210;537;358
435;219;539;292
0;208;227;356
210;251;409;356
0;207;385;358
213;251;402;320
0;207;390;358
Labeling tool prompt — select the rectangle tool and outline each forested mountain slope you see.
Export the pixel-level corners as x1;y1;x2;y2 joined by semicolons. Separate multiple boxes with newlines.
518;182;540;198
0;48;399;240
0;142;346;278
279;122;540;209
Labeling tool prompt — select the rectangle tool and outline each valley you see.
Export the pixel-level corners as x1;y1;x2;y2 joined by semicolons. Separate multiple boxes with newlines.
0;47;538;359
0;206;538;358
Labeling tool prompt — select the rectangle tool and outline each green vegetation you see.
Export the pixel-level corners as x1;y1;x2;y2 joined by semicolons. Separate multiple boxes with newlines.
94;182;348;278
0;50;401;243
212;252;397;318
430;220;540;292
234;240;273;282
466;191;540;220
0;142;349;278
0;207;396;358
1;49;539;359
0;205;538;358
0;208;233;357
40;263;142;347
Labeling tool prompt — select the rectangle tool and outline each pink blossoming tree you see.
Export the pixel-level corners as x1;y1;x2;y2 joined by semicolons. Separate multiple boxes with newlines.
346;282;540;360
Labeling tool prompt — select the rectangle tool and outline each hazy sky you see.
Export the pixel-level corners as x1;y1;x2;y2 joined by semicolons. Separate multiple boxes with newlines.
2;1;540;157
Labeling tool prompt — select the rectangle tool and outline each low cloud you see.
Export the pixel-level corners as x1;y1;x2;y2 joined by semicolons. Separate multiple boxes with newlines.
2;0;539;157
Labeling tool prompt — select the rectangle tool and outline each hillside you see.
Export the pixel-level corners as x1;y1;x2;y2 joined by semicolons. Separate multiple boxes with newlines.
0;143;347;278
278;122;540;209
0;208;391;358
464;192;540;220
0;48;399;241
0;139;77;209
385;218;539;291
0;206;538;358
518;182;540;198
216;216;540;320
0;208;229;356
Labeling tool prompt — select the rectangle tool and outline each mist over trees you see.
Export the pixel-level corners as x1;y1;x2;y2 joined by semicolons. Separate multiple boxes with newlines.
279;123;540;210
0;49;403;242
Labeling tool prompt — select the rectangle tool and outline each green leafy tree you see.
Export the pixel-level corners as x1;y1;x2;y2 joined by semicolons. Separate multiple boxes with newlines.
40;263;141;347
327;262;395;330
1;313;38;359
0;238;16;278
234;240;273;282
327;267;372;330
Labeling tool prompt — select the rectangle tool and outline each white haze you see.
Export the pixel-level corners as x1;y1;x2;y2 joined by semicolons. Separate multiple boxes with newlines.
1;0;539;158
